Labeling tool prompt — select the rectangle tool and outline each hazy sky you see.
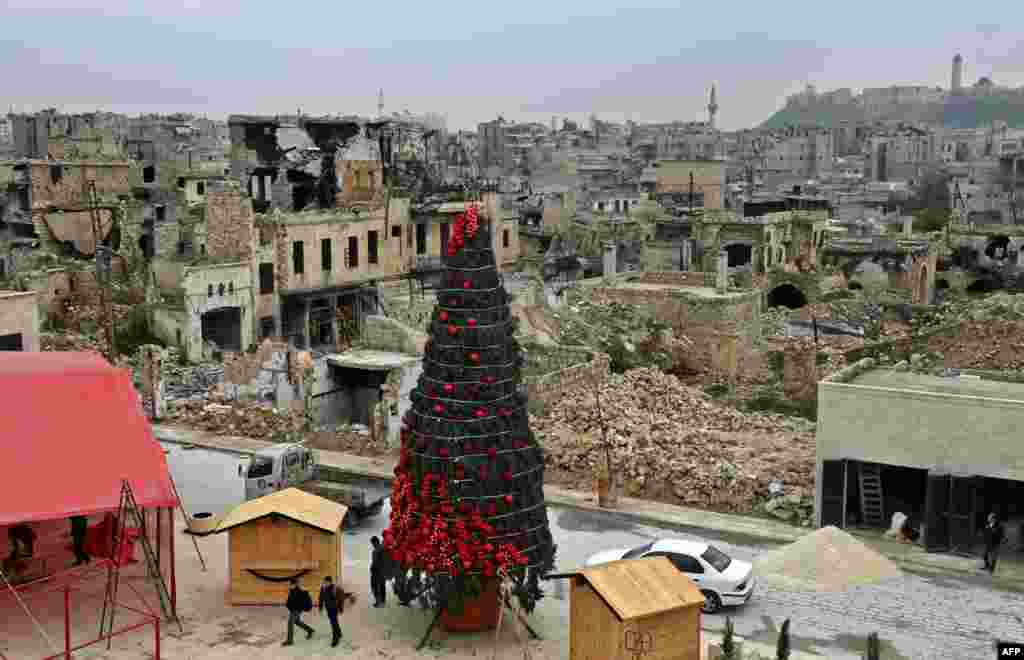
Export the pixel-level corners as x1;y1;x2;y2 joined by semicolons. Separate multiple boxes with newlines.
3;1;1022;131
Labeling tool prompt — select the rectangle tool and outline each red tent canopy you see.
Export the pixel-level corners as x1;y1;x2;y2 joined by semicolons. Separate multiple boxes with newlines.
0;352;176;526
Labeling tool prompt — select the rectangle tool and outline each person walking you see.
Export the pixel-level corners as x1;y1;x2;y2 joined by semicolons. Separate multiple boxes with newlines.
70;516;90;566
370;536;388;607
317;575;355;647
983;513;1005;574
282;578;314;646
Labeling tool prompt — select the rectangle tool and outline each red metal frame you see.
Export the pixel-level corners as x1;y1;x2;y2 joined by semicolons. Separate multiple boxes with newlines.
0;505;174;660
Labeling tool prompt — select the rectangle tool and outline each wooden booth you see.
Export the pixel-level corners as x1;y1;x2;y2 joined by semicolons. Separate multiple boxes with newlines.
559;557;705;660
214;487;348;605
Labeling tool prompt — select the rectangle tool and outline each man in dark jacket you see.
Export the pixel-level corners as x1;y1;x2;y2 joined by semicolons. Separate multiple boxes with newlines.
70;516;90;566
317;575;353;647
283;578;314;646
370;536;388;607
983;512;1005;574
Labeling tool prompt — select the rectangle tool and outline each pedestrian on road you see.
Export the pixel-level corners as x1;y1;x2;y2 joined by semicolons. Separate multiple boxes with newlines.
282;578;314;646
983;513;1005;574
318;575;355;647
370;536;388;607
70;516;90;566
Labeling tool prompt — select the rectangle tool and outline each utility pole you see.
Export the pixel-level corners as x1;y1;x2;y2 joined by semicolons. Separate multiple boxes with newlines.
688;171;695;215
86;178;116;362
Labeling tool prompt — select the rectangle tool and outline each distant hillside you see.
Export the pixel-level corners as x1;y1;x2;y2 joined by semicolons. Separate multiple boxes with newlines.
760;94;1024;130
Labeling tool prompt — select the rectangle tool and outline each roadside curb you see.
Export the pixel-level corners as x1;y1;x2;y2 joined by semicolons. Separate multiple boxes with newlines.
155;427;1024;591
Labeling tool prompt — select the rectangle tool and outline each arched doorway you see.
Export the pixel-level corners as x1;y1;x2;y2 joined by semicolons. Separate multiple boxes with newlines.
766;283;808;309
723;242;753;268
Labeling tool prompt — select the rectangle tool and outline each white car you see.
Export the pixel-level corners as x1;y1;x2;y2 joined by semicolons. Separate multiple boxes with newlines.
584;539;755;614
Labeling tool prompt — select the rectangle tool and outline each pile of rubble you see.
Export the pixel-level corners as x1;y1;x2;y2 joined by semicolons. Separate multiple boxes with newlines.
531;368;816;515
165;398;306;438
926;320;1024;371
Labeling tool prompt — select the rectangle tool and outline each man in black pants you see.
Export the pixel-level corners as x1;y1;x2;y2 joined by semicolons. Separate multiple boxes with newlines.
317;576;347;647
70;516;90;566
983;512;1005;574
370;536;388;607
283;578;314;646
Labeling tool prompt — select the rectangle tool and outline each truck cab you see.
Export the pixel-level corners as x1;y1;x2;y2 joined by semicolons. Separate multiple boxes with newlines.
240;444;317;501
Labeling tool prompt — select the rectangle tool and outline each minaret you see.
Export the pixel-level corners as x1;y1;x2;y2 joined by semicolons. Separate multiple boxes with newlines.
377;88;384;118
707;84;719;130
952;54;963;92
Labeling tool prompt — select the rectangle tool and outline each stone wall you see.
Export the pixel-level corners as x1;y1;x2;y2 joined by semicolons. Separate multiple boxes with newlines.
526;350;610;407
638;271;714;287
27;161;132;208
783;344;819;402
205;189;255;262
361;314;428;355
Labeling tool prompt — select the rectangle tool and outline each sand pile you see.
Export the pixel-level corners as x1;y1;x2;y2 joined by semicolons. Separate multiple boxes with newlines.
753;526;902;593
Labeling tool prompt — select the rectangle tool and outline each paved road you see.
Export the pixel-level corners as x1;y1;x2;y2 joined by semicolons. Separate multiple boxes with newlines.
164;443;1024;660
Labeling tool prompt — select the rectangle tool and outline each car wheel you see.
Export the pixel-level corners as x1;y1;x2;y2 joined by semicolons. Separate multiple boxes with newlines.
700;590;722;614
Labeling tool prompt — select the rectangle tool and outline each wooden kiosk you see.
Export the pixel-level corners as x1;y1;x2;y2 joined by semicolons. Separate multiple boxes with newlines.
213;488;348;605
555;557;705;660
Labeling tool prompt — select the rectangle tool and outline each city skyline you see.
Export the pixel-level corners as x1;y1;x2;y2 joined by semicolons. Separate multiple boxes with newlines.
2;1;1023;131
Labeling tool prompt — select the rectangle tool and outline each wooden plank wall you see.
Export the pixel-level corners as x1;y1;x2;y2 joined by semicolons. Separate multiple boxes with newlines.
227;516;339;605
569;580;620;660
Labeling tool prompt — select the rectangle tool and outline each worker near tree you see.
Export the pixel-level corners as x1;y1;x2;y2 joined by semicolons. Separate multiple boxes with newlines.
282;578;315;646
70;515;90;566
983;512;1005;574
370;536;388;607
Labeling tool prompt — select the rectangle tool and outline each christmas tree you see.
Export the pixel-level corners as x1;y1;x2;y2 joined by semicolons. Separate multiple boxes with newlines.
383;201;556;617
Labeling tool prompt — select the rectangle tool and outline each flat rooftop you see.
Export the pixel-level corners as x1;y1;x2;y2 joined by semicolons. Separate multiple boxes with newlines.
610;281;753;300
848;369;1024;403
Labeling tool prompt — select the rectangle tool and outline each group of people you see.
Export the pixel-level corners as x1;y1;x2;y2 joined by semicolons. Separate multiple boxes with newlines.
283;536;407;647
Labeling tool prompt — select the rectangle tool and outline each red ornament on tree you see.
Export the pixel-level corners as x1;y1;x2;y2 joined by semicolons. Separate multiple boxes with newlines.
487;446;498;459
463;280;472;289
443;383;455;394
503;495;514;506
469;352;481;363
433;404;445;414
447;324;459;337
474;407;488;418
467;318;477;327
439;311;449;322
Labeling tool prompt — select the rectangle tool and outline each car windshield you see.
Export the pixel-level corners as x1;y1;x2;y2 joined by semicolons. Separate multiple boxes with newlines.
246;457;273;478
623;542;654;560
701;546;732;572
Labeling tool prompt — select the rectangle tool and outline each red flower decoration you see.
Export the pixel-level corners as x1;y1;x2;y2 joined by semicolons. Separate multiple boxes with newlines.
469;352;481;363
447;324;459;336
463;280;472;289
503;494;514;506
433;404;445;414
439;311;449;322
467;318;477;327
443;383;455;394
474;408;488;418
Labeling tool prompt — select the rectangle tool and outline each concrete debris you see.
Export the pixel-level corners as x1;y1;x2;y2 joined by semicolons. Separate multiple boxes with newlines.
753;525;902;592
531;368;816;513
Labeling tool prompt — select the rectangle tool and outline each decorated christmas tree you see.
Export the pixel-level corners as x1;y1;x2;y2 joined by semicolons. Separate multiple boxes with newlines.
383;201;556;619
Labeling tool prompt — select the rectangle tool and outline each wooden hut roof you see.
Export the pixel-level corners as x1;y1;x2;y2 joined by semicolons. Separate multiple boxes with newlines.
214;487;347;534
572;557;704;621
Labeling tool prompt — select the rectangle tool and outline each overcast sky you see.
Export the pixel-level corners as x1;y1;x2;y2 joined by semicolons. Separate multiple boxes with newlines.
2;1;1022;131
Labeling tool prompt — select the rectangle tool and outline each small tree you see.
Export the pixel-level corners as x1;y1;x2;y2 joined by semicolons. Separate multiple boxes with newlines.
864;632;880;660
721;616;737;660
776;618;791;660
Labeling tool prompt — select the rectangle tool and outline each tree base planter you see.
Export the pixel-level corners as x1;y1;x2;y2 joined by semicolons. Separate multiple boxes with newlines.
595;474;619;509
439;579;501;632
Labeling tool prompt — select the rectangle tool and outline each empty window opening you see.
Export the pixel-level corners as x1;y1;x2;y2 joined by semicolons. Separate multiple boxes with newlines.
218;283;225;297
196;181;206;196
138;234;154;259
322;238;332;271
766;283;808;309
935;278;950;290
391;225;401;239
259;263;274;294
967;278;999;294
207;284;214;297
50;164;63;183
260;316;275;339
293;241;305;274
368;230;379;264
155;205;166;222
0;333;24;351
984;235;1011;260
177;177;185;189
415;223;427;255
228;282;234;295
724;243;752;267
848;281;863;290
347;236;359;268
143;165;156;184
200;307;242;352
175;328;182;346
502;229;510;249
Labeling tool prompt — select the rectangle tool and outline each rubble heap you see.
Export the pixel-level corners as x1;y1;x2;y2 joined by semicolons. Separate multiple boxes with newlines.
927;320;1024;371
166;398;306;438
531;368;816;514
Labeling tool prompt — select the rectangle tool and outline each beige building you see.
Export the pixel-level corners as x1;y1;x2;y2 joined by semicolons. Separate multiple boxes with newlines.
644;160;727;210
817;363;1024;556
0;290;39;351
